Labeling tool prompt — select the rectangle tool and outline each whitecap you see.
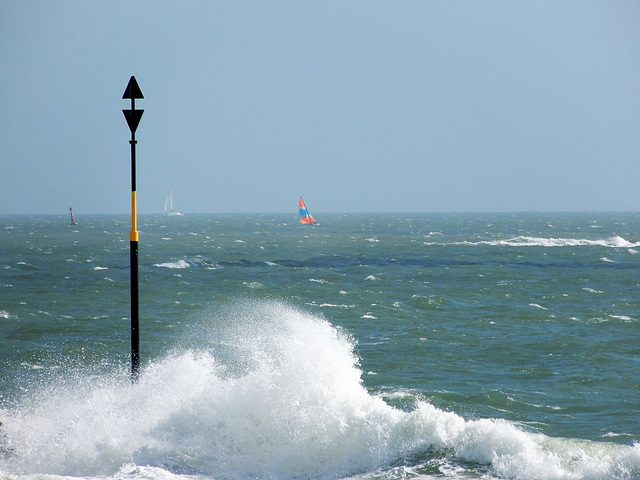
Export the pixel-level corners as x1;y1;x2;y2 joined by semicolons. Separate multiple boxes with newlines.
445;235;640;248
153;260;190;269
606;235;636;248
529;303;548;310
318;303;354;309
1;301;638;480
582;287;604;294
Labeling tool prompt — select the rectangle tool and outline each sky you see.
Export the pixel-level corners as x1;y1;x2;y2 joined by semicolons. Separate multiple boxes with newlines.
1;1;639;215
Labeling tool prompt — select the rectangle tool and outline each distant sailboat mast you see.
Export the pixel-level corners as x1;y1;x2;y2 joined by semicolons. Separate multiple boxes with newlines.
69;207;77;225
164;188;183;216
298;197;316;224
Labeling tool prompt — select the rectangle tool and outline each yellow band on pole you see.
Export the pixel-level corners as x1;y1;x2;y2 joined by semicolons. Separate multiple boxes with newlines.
130;191;138;241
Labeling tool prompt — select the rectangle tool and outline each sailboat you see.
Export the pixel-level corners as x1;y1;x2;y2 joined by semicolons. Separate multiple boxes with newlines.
69;207;77;225
298;197;316;225
164;188;183;216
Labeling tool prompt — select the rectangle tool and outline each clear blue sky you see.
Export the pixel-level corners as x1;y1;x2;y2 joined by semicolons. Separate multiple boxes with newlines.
1;1;639;214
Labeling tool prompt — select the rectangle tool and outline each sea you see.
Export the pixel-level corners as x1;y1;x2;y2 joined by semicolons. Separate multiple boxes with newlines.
0;212;639;480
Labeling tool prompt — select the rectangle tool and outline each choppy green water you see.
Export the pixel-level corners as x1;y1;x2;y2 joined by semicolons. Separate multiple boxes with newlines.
1;212;639;479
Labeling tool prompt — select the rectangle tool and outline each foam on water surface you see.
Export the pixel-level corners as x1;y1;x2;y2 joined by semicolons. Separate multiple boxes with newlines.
0;301;638;480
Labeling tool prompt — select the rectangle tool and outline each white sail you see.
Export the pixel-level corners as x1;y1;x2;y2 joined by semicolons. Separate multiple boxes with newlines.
164;188;183;216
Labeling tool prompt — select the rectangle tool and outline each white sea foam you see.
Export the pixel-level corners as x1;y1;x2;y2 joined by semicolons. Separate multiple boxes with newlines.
0;301;637;480
529;303;548;310
425;235;640;248
153;260;190;269
583;287;604;294
318;303;354;309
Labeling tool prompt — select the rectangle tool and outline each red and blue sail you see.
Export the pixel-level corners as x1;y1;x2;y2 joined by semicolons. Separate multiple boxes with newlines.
299;197;316;224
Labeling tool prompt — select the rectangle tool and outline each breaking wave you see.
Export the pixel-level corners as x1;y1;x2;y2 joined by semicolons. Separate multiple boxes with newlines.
426;235;640;248
0;301;638;480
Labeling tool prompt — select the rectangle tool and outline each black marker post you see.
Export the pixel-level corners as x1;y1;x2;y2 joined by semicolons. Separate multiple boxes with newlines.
122;76;144;382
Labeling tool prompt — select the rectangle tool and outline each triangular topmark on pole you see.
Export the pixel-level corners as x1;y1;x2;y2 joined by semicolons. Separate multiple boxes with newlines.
123;109;144;134
123;76;144;135
122;76;144;99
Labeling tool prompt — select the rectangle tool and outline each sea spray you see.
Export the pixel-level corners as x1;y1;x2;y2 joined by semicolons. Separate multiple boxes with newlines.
0;301;401;477
0;301;638;479
165;300;406;478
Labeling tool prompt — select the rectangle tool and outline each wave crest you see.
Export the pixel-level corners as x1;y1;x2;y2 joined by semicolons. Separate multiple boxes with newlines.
0;301;638;479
